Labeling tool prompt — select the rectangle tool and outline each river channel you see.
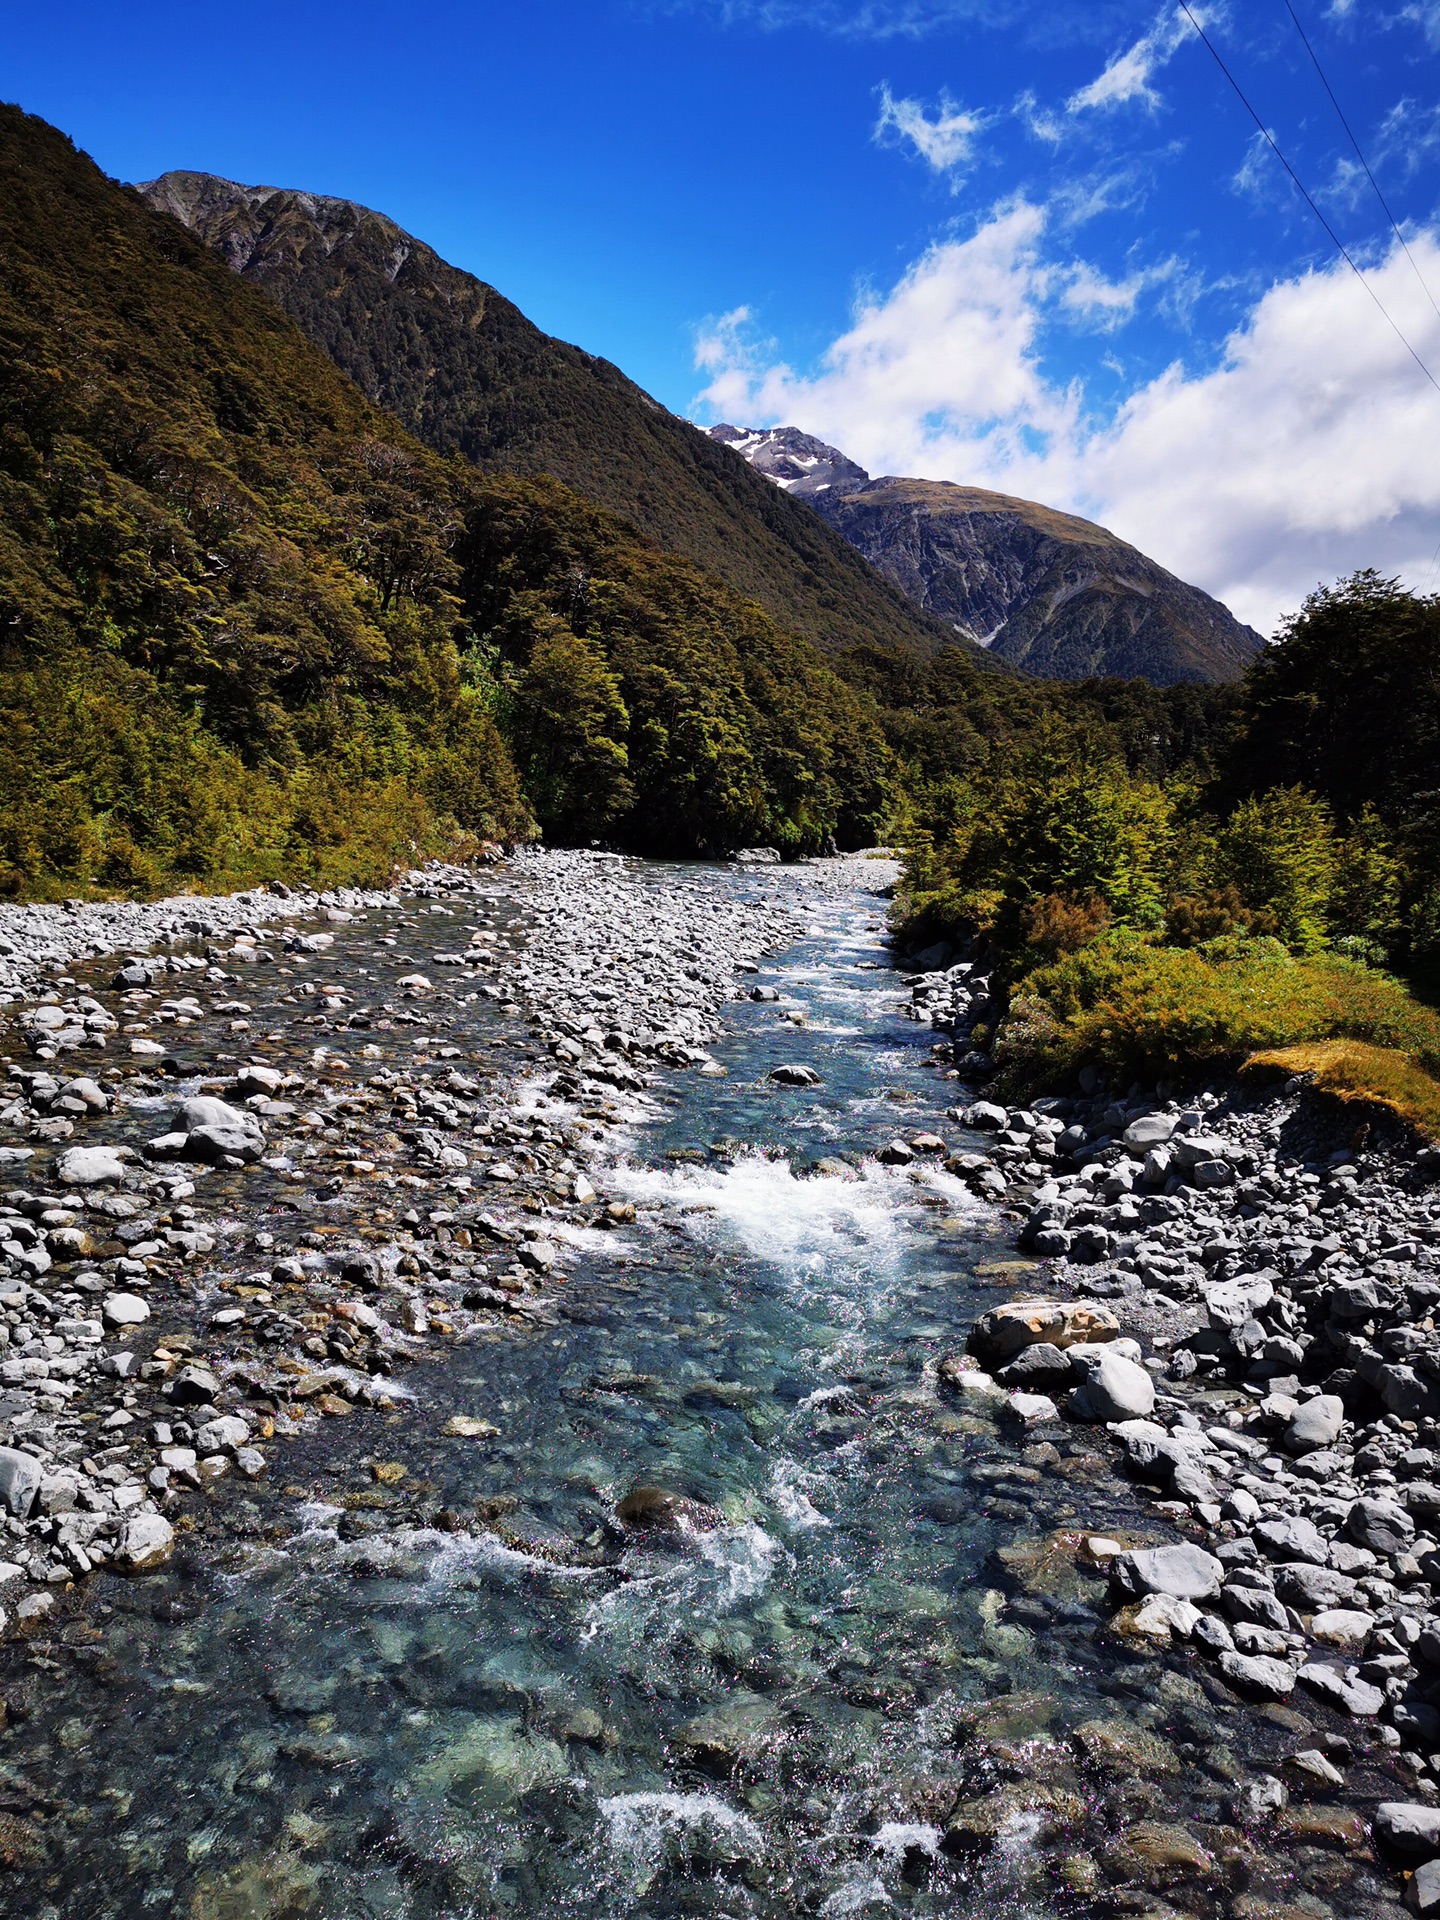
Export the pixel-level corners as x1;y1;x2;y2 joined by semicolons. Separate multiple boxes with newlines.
0;860;1408;1919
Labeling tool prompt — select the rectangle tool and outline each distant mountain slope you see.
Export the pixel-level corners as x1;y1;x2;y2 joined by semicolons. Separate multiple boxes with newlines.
138;172;964;665
709;425;1264;686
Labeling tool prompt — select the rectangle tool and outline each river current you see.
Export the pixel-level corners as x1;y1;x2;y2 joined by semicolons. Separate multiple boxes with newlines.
0;861;1406;1919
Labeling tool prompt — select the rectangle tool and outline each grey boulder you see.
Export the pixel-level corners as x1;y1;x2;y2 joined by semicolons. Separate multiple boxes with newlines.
0;1447;42;1519
1346;1496;1416;1557
1375;1803;1440;1862
55;1145;129;1187
1067;1347;1155;1422
1286;1394;1344;1454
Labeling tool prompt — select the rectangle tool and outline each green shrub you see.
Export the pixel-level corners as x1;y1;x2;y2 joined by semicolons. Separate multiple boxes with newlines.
997;928;1440;1091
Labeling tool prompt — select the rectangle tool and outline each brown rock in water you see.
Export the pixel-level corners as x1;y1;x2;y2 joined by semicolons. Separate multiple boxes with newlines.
1100;1819;1214;1886
0;1812;42;1868
615;1485;721;1533
966;1299;1120;1367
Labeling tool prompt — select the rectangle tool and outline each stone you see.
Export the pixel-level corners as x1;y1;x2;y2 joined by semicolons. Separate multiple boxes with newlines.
1374;1803;1440;1862
119;1511;175;1570
444;1414;499;1438
963;1101;1008;1131
1409;1861;1440;1917
55;1145;128;1187
1309;1608;1376;1648
1274;1562;1356;1611
1100;1821;1213;1885
188;1124;264;1166
995;1342;1074;1390
968;1298;1119;1367
1286;1394;1344;1454
167;1363;220;1405
1253;1515;1327;1565
0;1448;42;1520
1114;1542;1224;1601
767;1064;821;1087
1067;1347;1155;1422
102;1292;150;1328
1296;1663;1385;1717
194;1414;250;1454
1346;1495;1416;1556
1219;1651;1295;1698
615;1485;721;1533
1204;1274;1275;1330
1126;1592;1201;1640
1123;1114;1177;1150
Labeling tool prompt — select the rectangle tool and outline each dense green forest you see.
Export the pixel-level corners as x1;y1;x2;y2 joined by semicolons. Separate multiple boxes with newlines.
0;106;886;893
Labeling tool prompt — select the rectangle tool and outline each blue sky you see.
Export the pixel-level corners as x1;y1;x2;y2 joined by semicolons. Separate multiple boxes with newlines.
5;0;1440;629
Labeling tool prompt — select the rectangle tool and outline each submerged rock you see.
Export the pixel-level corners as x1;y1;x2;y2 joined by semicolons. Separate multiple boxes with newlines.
615;1485;722;1534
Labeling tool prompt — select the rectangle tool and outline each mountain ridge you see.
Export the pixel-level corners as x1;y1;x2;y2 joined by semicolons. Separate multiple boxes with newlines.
708;424;1265;686
138;172;971;668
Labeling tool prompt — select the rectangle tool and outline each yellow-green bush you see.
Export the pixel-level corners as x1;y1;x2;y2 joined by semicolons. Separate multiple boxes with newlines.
997;928;1440;1091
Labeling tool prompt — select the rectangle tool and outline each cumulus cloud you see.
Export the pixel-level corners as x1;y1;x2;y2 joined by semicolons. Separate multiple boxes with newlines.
693;208;1440;633
1067;6;1197;114
874;84;987;176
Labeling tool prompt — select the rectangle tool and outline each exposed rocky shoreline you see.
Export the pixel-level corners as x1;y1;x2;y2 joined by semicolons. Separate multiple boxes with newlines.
905;954;1440;1909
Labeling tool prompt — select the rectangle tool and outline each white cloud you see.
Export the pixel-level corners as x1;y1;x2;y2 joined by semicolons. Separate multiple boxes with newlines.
874;84;987;177
1067;6;1197;114
693;207;1440;634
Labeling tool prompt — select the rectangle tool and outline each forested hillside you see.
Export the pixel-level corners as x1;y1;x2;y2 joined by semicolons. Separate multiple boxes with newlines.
0;107;888;894
139;171;966;667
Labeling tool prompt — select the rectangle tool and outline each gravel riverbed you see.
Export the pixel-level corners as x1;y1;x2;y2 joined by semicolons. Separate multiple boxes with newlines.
0;854;1437;1915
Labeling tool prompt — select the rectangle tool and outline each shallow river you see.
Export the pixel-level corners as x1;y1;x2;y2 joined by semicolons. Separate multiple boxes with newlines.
0;863;1406;1919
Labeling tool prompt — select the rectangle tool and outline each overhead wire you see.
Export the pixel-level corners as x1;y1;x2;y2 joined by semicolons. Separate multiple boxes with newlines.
1175;0;1440;397
1277;0;1440;325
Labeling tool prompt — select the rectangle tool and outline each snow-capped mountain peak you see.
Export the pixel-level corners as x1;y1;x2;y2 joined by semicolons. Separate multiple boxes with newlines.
708;424;869;499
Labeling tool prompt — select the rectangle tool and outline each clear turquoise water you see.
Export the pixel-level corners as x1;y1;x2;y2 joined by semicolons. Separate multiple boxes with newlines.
0;868;1404;1919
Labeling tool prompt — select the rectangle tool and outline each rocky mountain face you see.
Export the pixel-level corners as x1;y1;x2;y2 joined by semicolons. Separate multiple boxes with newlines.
138;174;963;666
709;426;1264;686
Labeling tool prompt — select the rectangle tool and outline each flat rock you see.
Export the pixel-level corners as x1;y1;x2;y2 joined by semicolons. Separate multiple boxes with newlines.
1254;1515;1327;1565
1114;1542;1223;1601
1297;1662;1385;1717
1374;1802;1440;1862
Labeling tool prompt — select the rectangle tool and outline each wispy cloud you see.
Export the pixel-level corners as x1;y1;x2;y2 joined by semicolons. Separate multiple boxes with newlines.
1377;95;1440;177
652;0;1018;39
874;84;987;177
1067;5;1197;113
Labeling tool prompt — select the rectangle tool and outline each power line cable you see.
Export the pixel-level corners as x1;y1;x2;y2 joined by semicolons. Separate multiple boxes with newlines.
1176;0;1440;397
1277;0;1440;325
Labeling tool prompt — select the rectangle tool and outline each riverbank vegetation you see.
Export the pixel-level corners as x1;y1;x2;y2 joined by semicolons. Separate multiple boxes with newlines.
893;572;1440;1129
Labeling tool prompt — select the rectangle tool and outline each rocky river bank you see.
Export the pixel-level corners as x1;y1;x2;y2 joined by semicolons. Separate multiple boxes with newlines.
0;853;1434;1917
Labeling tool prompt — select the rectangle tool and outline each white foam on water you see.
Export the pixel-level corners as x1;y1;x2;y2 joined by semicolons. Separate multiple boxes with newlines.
871;1821;941;1862
609;1152;922;1280
768;1456;831;1529
599;1789;763;1863
819;1871;894;1916
580;1521;780;1644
